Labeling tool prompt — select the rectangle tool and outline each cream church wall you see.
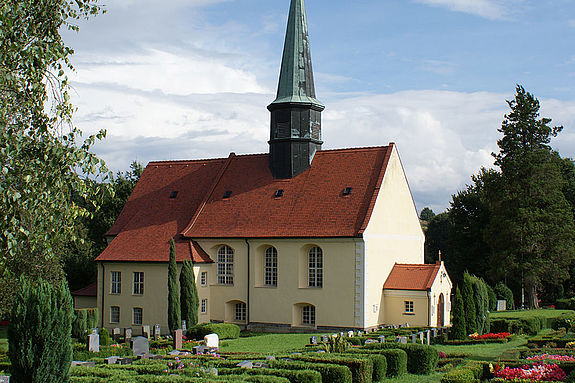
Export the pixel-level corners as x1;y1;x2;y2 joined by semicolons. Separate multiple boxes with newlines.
383;290;429;327
362;145;425;328
428;263;452;327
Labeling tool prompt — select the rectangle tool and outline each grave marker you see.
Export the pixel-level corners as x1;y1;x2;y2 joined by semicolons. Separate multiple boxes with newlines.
174;329;183;350
124;328;132;342
88;333;99;353
310;336;318;345
378;335;385;343
153;324;161;340
205;333;219;349
497;300;507;311
142;325;150;339
132;336;150;356
113;328;121;341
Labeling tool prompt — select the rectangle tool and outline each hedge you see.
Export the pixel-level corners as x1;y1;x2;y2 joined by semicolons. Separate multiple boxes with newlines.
327;353;386;383
363;343;438;375
218;367;322;383
292;355;372;383
345;348;407;377
188;323;241;340
440;361;485;383
556;298;575;311
490;317;542;335
270;359;352;383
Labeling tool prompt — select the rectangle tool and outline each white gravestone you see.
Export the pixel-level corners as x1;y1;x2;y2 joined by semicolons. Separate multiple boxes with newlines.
88;333;99;353
204;333;219;349
497;300;507;311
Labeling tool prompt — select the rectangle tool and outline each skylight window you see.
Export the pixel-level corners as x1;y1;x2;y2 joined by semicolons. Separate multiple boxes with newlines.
275;189;284;198
169;191;178;199
223;190;232;199
343;187;352;196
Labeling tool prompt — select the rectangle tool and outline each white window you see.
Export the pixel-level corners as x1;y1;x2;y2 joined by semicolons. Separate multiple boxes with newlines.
302;305;316;325
133;307;143;325
201;272;207;286
133;272;144;295
217;246;234;285
201;299;207;314
235;302;246;322
405;301;414;313
111;271;121;294
308;247;323;288
110;306;120;323
264;247;278;287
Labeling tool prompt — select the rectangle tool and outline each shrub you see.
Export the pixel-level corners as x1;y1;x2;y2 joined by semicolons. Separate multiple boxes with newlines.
180;259;199;328
451;287;466;340
100;327;112;346
73;309;88;339
494;282;514;310
9;278;74;383
463;272;477;334
556;298;575;310
271;359;352;383
218;367;322;383
322;334;351;353
86;308;98;329
552;314;575;331
441;361;484;383
188;323;241;340
168;239;181;333
346;348;407;377
293;355;372;383
488;285;497;311
363;343;439;375
470;275;490;334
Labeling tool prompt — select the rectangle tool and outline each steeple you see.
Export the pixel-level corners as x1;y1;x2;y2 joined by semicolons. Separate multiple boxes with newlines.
268;0;325;179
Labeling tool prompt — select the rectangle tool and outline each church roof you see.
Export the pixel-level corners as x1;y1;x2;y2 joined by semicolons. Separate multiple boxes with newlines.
71;282;98;297
383;263;442;291
96;145;393;263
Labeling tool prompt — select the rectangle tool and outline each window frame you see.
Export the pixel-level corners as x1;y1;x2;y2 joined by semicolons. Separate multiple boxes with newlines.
133;272;144;295
264;247;278;287
404;301;414;313
200;271;207;286
201;299;207;314
133;307;143;325
110;306;120;324
308;247;323;288
302;305;316;326
217;246;234;285
234;302;247;322
111;271;121;294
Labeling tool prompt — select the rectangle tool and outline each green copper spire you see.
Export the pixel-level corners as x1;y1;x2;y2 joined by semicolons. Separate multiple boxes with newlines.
270;0;324;107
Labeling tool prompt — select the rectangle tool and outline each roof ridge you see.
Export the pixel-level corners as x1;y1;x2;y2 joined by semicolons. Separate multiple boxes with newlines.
318;145;391;154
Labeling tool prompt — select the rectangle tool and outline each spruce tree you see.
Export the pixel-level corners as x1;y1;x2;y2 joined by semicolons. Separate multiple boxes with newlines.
9;278;74;383
462;271;477;334
450;287;466;340
180;259;199;327
168;239;181;333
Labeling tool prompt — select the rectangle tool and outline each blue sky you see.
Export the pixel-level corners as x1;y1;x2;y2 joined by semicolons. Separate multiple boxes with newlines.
63;0;575;213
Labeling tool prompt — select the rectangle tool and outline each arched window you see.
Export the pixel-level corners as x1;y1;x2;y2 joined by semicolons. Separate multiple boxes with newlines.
217;245;234;285
264;247;278;287
302;305;316;325
308;246;323;288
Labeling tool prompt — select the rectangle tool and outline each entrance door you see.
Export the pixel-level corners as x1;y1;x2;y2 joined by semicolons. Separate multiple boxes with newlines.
437;293;444;327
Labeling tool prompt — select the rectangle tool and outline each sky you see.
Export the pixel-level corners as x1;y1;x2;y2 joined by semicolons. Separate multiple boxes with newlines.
63;0;575;213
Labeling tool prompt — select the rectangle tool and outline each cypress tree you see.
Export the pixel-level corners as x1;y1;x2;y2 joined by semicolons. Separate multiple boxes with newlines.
168;239;181;333
9;278;74;383
450;287;466;340
462;271;477;334
180;259;199;327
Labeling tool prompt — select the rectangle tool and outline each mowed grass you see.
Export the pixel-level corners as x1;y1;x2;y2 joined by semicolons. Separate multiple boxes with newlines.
380;372;443;383
490;309;574;320
0;327;7;353
434;335;528;360
220;333;319;354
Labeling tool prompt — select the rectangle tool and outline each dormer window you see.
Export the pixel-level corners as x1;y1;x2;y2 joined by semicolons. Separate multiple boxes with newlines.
169;191;178;199
275;189;284;198
343;187;352;196
223;191;232;199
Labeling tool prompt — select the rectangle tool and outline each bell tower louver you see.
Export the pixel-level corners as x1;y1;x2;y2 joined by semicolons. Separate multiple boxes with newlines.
268;0;324;179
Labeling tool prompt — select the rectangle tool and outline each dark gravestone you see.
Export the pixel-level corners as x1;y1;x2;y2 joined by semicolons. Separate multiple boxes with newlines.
309;336;318;345
71;361;96;367
181;320;187;332
132;336;150;356
118;357;133;365
105;356;119;365
174;329;183;350
124;328;132;342
113;328;121;341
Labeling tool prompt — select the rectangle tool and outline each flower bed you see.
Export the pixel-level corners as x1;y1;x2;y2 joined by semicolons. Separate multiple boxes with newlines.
493;363;567;381
470;332;511;340
527;354;575;362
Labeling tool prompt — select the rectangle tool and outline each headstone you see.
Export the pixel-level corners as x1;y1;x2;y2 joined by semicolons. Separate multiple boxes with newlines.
153;324;161;340
321;335;329;342
91;328;98;334
105;356;119;365
142;325;150;339
132;336;150;356
266;356;276;361
364;339;377;344
310;336;318;345
88;333;100;353
404;323;409;328
124;328;132;342
418;332;424;343
71;361;96;367
174;329;183;350
113;328;121;341
347;331;354;337
193;345;208;354
139;353;163;360
118;357;133;365
204;333;219;349
410;334;417;343
425;330;431;345
393;324;398;329
357;330;363;337
253;362;270;369
497;300;507;311
399;336;408;344
378;335;385;343
182;320;187;332
237;361;253;369
432;328;438;338
0;376;8;383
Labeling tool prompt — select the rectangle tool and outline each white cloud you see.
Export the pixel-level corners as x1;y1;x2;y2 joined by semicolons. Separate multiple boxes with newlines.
413;0;520;20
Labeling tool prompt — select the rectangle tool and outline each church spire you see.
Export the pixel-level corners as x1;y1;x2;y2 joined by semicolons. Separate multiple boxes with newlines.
268;0;325;179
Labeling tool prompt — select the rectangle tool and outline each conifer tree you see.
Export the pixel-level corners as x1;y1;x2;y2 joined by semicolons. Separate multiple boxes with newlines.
450;287;466;340
9;278;74;383
462;271;477;334
168;239;181;333
180;259;199;327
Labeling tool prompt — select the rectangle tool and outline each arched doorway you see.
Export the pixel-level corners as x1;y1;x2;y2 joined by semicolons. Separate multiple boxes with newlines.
437;293;445;327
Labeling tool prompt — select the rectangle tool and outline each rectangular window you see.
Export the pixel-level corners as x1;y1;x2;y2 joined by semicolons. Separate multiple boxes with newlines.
302;305;316;325
235;303;246;322
217;246;234;285
110;306;120;323
133;307;143;325
264;248;278;287
111;271;121;294
133;272;144;295
404;301;414;313
201;299;207;314
201;272;207;286
308;247;323;288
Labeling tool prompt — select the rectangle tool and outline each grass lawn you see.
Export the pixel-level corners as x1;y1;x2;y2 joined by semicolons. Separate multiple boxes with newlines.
0;327;7;353
491;308;574;320
434;335;528;360
219;333;320;354
379;372;443;382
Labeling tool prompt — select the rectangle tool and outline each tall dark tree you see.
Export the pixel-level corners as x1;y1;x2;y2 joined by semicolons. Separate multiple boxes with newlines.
462;272;477;334
180;260;199;327
450;287;466;340
167;239;181;333
487;85;575;308
424;212;451;264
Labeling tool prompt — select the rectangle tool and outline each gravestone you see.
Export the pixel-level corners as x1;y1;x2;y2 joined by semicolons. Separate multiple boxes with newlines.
321;335;329;342
432;328;438;338
174;329;183;350
410;334;417;343
105;356;119;365
418;332;424;343
497;300;507;311
71;361;96;367
310;336;318;345
132;336;150;356
124;328;132;342
205;333;219;349
399;336;408;344
347;331;354;337
378;335;385;343
393;324;398;329
425;330;431;345
181;320;187;332
356;330;363;337
193;345;208;354
88;333;100;353
266;356;276;361
237;361;253;369
118;357;133;365
364;339;377;344
0;376;8;383
142;325;150;339
153;324;161;340
113;328;121;341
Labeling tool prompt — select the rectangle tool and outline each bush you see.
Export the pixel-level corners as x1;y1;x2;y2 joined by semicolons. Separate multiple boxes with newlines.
451;287;467;340
463;272;477;334
188;323;241;340
363;343;438;375
86;308;98;329
100;327;112;346
494;282;514;310
9;278;74;383
321;334;351;353
218;367;322;383
293;355;372;383
491;317;543;335
441;361;484;383
346;348;407;377
73;309;89;339
271;359;352;383
556;298;575;310
552;314;575;331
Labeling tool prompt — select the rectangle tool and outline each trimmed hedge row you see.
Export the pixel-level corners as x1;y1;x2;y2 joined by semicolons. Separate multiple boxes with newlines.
72;309;98;339
218;367;322;383
345;348;407;377
363;342;439;375
292;355;372;383
188;323;241;340
440;361;485;383
490;317;542;335
270;359;352;383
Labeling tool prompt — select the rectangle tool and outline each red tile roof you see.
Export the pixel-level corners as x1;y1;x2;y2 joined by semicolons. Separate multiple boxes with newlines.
97;145;393;262
71;282;98;297
383;263;441;291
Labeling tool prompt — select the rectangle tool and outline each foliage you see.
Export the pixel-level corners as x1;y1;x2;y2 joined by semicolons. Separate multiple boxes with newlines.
420;207;435;222
0;0;107;315
321;334;350;353
494;282;515;310
424;212;450;264
441;361;485;383
9;277;74;382
270;359;352;383
470;274;490;334
180;259;199;328
451;287;467;340
463;272;477;334
168;239;181;333
363;343;439;375
218;367;322;383
100;327;112;346
73;309;88;339
188;323;241;340
487;284;497;311
378;349;408;376
292;355;372;383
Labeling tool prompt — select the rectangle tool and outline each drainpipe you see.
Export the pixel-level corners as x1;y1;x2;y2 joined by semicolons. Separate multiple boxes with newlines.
244;239;250;328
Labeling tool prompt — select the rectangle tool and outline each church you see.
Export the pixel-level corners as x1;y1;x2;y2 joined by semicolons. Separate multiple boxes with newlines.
95;0;452;333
